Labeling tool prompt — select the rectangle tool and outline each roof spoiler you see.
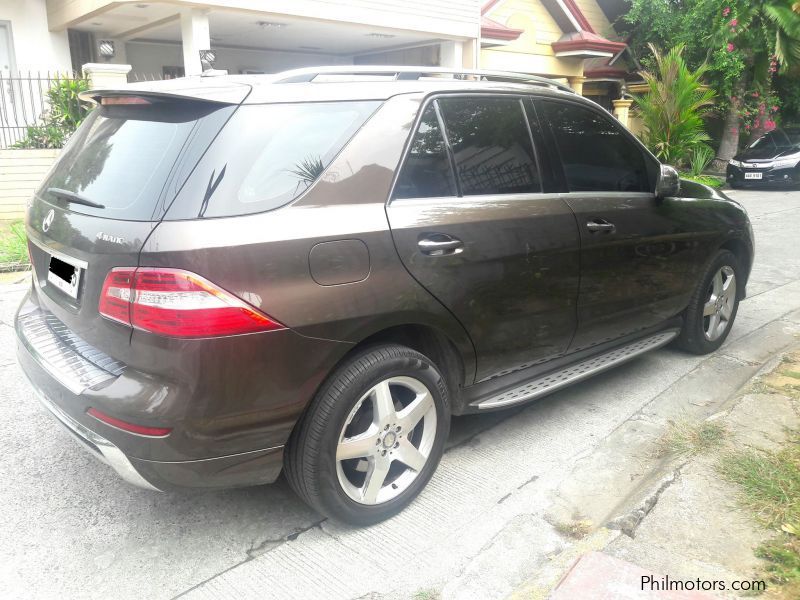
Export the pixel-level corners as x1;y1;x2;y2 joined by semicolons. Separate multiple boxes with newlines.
79;79;251;105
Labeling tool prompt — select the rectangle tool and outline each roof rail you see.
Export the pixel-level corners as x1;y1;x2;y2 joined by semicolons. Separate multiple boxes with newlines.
269;65;576;94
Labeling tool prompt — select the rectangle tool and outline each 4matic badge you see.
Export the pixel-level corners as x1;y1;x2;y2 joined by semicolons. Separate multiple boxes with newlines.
96;231;125;244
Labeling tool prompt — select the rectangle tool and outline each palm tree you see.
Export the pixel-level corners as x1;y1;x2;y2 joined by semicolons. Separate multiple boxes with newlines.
633;44;716;166
712;0;800;170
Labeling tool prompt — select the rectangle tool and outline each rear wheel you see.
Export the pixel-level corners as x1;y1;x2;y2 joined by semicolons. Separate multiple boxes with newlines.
675;250;741;354
284;344;450;525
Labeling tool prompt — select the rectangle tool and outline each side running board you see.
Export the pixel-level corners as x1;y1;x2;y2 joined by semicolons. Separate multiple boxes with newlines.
473;329;679;410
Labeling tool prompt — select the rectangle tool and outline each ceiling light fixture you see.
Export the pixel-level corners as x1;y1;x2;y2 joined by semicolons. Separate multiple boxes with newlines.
366;32;395;38
257;21;287;29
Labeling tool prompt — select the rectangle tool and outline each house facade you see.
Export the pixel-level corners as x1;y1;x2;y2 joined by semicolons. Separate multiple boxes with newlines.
480;0;639;112
1;0;480;79
2;1;636;90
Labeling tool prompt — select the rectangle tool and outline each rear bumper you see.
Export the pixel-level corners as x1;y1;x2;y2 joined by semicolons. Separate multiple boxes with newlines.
23;369;161;491
15;292;286;491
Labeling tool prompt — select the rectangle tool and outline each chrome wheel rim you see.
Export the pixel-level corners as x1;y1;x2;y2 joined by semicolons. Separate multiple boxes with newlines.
336;376;437;505
703;265;736;341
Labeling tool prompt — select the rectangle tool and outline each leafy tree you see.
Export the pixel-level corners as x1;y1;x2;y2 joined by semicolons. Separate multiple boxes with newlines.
622;0;800;170
633;44;716;165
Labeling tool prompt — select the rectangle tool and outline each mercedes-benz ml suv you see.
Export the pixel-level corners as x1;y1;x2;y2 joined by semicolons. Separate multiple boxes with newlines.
15;67;754;525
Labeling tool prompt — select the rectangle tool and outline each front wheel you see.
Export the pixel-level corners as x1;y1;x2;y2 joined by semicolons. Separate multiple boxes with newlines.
284;344;450;525
675;249;741;354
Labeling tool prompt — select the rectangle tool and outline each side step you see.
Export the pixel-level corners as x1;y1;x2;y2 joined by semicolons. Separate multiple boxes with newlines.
472;329;679;410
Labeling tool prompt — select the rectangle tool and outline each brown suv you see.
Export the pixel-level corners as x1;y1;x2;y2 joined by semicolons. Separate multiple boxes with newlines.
15;67;754;524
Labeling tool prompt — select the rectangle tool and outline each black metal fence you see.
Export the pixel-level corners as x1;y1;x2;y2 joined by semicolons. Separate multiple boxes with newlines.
0;71;88;149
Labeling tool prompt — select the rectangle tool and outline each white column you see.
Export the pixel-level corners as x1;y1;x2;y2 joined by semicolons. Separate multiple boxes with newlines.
439;41;464;69
180;9;211;76
82;63;132;89
567;75;586;95
612;98;634;128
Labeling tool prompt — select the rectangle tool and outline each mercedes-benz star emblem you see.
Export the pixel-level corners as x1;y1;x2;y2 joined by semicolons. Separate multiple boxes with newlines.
42;209;55;232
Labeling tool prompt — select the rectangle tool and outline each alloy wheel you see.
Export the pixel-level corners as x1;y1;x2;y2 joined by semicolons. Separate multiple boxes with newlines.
703;265;736;341
336;376;437;505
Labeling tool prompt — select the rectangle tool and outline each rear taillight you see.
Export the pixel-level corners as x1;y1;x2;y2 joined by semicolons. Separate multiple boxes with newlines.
99;267;284;338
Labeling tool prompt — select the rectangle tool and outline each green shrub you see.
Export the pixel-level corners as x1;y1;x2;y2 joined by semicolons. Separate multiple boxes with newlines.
14;77;91;149
633;44;716;167
0;221;29;269
688;144;716;177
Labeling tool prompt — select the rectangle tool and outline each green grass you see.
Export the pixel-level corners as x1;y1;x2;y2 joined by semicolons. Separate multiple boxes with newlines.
755;537;800;598
720;429;800;598
0;220;29;269
412;589;441;600
553;518;593;539
719;431;800;531
658;419;727;456
680;173;725;188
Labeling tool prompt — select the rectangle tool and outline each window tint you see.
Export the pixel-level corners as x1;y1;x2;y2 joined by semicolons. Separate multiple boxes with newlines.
438;97;541;195
749;133;777;150
40;102;234;221
393;104;457;199
166;101;379;219
542;100;651;193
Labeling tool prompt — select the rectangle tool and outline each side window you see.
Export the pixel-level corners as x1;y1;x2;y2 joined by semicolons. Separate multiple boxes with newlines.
438;96;541;195
542;100;651;193
393;104;457;199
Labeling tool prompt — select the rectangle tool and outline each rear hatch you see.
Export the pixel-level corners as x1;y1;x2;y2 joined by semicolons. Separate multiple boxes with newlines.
26;86;247;356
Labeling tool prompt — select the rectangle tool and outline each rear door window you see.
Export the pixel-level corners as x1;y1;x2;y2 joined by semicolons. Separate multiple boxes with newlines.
438;96;541;195
40;101;234;221
393;104;457;199
541;100;651;193
166;101;380;219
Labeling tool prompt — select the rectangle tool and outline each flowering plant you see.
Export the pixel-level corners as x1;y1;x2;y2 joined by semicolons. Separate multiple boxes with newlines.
738;87;781;136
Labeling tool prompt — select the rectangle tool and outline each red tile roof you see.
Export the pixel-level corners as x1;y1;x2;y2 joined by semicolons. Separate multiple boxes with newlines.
481;15;524;41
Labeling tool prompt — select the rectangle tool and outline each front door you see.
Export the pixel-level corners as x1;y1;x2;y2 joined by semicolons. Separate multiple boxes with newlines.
537;98;695;352
387;95;581;382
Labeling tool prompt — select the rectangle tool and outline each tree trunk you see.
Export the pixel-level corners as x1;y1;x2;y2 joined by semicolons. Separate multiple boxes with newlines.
711;79;746;172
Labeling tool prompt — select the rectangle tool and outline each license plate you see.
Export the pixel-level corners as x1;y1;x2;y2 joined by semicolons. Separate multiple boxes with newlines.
744;172;763;180
47;254;82;299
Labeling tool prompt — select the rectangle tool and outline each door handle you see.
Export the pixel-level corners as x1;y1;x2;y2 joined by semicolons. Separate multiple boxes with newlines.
586;219;616;234
418;234;464;256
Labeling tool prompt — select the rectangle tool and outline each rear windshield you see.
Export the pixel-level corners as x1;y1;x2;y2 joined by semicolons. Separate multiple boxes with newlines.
164;100;380;219
39;101;234;221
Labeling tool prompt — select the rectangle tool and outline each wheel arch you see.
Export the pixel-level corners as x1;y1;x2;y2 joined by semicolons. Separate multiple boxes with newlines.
720;237;752;296
350;324;467;407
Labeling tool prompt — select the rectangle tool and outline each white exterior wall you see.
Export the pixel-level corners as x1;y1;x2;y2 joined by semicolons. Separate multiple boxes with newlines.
0;149;59;220
1;0;71;73
126;41;352;77
47;0;480;38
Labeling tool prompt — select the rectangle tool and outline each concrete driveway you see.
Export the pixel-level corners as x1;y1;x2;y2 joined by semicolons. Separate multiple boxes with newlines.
2;188;800;600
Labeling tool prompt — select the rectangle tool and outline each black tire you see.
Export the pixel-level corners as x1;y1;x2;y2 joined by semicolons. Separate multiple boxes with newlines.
674;249;741;354
284;344;450;525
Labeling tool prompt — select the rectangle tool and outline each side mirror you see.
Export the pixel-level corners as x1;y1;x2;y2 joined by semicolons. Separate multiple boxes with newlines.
655;164;680;199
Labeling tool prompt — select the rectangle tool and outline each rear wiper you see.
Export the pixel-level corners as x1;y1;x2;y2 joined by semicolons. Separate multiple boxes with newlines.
47;187;106;209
